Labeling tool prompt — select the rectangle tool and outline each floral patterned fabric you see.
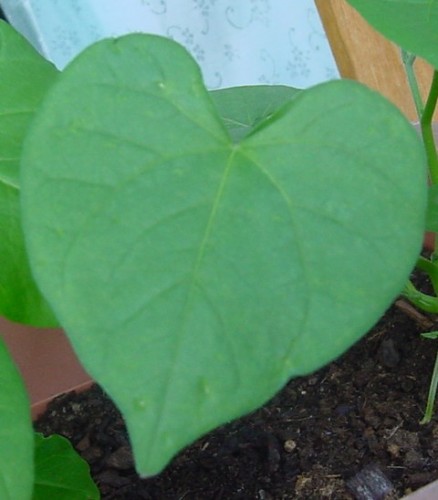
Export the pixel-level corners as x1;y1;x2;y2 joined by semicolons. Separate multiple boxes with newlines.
0;0;338;89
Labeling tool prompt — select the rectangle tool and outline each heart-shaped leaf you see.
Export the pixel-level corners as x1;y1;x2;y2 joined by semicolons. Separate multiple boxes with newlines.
0;337;33;500
346;0;438;69
21;34;427;475
0;20;58;325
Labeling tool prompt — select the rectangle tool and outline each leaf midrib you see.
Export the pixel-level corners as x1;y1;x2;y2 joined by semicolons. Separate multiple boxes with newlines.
147;143;238;455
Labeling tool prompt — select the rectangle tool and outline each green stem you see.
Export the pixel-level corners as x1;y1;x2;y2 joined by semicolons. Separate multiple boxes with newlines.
402;280;438;313
402;49;438;183
416;255;438;293
420;347;438;424
401;50;424;117
434;233;438;263
421;70;438;184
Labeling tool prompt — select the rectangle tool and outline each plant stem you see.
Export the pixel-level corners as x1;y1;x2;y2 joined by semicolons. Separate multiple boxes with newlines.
402;281;438;313
432;233;438;267
416;255;438;293
420;347;438;424
401;51;438;425
402;49;438;183
421;70;438;184
401;50;424;117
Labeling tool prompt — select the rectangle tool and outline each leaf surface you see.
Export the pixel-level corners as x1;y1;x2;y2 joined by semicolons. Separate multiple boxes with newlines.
0;337;33;500
346;0;438;68
21;34;427;475
33;433;99;500
0;20;58;325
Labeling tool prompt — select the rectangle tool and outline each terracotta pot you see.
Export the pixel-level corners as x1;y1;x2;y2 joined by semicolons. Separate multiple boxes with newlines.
403;478;438;499
0;316;92;419
424;231;435;251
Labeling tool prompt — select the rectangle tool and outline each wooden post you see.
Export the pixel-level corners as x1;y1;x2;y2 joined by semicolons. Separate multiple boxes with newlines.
315;0;437;121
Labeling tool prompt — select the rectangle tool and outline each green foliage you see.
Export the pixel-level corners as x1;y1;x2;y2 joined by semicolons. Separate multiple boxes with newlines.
346;0;438;69
33;434;100;500
0;337;33;500
0;21;58;326
20;34;427;475
0;0;435;484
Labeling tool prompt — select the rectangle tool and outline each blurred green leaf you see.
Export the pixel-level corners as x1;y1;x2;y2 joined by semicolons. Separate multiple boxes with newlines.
0;20;58;325
0;337;33;500
347;0;438;68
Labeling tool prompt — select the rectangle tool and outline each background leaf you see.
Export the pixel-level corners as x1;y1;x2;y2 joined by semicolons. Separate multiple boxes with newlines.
33;433;99;500
21;34;427;475
0;20;58;325
210;85;301;142
0;337;33;500
346;0;438;69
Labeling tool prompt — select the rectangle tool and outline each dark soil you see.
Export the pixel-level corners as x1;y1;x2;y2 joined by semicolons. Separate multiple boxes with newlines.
35;279;438;499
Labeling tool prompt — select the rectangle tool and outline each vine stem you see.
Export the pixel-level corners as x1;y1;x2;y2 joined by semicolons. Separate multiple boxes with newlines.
401;52;438;424
401;50;424;117
420;347;438;424
416;256;438;292
402;281;438;313
402;50;438;184
421;70;438;185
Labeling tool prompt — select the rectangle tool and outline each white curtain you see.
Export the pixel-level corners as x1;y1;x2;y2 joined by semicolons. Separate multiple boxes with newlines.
0;0;339;89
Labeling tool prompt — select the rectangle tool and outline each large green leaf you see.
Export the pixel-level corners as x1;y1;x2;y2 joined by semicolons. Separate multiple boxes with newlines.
0;337;33;499
33;433;99;500
346;0;438;69
21;34;427;475
0;20;58;325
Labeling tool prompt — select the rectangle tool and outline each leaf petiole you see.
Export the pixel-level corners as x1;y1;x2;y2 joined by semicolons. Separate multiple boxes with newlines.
420;347;438;424
420;70;438;185
415;255;438;293
401;49;424;118
402;281;438;313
